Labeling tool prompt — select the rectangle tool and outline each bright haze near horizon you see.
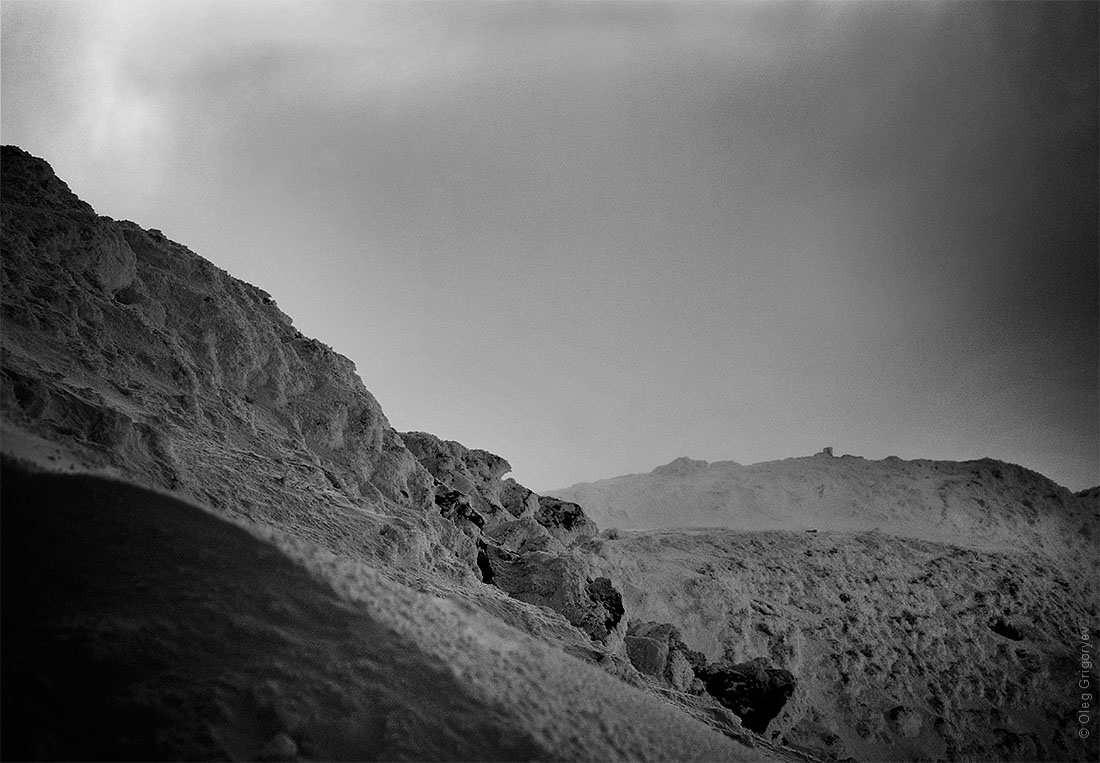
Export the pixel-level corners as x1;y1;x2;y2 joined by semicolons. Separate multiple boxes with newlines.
2;1;1096;492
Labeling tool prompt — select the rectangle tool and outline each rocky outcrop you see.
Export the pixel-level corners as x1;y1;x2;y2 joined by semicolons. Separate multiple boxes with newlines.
535;495;598;546
501;477;541;518
1076;485;1100;502
1;146;464;577
624;622;703;691
400;431;512;524
1;145;632;669
9;144;1094;762
703;658;796;735
397;430;626;645
484;548;624;644
0;146;631;657
485;516;562;555
622;618;798;733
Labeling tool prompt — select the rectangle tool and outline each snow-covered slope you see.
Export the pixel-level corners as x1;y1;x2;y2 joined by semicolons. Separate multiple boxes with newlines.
549;453;1096;556
577;527;1096;762
553;455;1098;760
1;145;786;761
3;144;1095;762
1;460;771;762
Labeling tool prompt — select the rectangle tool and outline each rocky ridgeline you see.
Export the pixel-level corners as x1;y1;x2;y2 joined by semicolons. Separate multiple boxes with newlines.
1;147;446;566
0;145;629;651
398;431;623;644
1;146;792;746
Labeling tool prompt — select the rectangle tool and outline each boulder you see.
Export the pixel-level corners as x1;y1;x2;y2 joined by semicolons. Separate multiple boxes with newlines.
400;431;515;526
625;620;709;691
484;547;623;643
625;636;668;678
484;516;563;555
501;477;539;518
667;650;696;692
536;496;598;546
704;657;796;734
585;577;625;643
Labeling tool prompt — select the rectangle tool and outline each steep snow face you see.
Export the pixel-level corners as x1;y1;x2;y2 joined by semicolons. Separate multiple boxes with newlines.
0;461;773;762
551;453;1097;557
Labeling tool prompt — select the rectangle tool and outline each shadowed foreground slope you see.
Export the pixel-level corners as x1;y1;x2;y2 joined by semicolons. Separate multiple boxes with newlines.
0;459;772;762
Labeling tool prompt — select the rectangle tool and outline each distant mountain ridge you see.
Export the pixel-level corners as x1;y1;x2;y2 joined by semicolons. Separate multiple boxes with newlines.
548;451;1097;556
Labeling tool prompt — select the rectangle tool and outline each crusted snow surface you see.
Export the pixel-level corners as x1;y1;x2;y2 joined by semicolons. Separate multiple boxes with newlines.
575;525;1097;762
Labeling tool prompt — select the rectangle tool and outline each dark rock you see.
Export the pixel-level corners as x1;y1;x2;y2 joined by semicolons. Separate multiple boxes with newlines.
501;478;539;518
434;485;484;534
476;542;495;584
484;548;624;644
704;658;796;734
536;496;597;546
485;516;563;555
585;577;624;639
399;432;618;648
400;431;511;521
625;636;668;678
990;617;1023;641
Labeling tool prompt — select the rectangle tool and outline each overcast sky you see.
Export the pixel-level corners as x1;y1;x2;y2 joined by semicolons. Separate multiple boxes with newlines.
2;1;1097;491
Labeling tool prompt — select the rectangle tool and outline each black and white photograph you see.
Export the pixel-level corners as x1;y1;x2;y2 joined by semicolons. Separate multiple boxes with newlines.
1;1;1097;760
